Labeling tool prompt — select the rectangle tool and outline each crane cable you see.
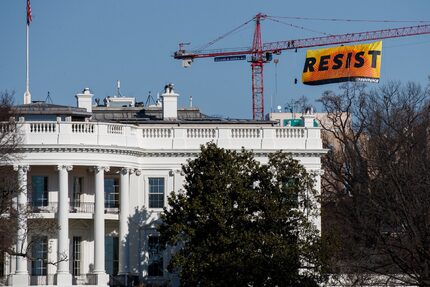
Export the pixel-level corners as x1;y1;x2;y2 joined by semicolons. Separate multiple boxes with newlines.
268;15;430;23
191;14;430;54
266;17;331;36
195;16;255;53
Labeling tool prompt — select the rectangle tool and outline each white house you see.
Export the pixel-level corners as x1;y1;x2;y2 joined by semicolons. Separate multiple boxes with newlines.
0;85;325;287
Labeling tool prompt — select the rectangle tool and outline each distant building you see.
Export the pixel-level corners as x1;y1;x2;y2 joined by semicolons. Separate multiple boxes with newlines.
1;85;325;287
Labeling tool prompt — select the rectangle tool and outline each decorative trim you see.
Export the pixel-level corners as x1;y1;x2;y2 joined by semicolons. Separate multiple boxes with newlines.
120;168;129;176
89;166;110;173
96;166;110;173
13;165;30;172
16;145;326;158
57;165;73;172
17;146;145;157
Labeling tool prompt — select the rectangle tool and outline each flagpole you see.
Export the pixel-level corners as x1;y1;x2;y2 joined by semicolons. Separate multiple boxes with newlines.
24;2;31;104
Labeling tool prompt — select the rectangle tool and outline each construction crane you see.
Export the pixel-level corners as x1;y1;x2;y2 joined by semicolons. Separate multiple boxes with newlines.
173;13;430;120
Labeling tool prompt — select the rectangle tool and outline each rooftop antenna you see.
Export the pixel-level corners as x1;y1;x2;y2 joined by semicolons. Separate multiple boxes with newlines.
45;91;53;104
116;80;122;97
145;91;157;106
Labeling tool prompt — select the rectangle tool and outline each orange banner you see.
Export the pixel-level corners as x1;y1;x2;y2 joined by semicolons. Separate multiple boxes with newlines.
302;41;382;85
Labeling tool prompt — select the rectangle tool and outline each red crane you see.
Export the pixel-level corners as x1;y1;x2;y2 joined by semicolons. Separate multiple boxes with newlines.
173;14;430;120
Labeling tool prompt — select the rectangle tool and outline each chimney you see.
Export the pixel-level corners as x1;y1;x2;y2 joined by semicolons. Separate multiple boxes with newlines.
75;88;93;113
301;107;315;127
161;83;179;120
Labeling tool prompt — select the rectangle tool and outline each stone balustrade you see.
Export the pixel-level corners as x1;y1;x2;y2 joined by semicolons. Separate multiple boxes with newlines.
1;121;322;150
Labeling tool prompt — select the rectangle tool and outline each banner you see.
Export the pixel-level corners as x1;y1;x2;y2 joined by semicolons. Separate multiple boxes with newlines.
302;41;382;85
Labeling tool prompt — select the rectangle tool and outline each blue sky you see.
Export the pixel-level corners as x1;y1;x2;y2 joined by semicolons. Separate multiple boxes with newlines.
1;0;429;119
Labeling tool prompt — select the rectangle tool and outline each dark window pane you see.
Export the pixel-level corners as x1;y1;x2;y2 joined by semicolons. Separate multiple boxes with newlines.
148;260;163;277
148;236;164;277
105;236;119;275
31;236;47;276
148;178;164;208
32;176;48;207
72;236;81;276
104;178;119;208
72;177;83;208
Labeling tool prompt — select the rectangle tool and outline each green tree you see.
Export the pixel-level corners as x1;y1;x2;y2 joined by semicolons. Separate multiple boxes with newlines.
158;143;326;287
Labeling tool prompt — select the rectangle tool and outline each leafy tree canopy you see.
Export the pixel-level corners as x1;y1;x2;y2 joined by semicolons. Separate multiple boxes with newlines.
159;143;326;287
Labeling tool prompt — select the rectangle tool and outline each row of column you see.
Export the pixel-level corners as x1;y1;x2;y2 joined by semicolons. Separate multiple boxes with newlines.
11;165;137;286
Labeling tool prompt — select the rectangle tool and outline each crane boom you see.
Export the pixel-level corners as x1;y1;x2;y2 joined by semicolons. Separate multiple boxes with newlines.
174;24;430;59
173;15;430;120
264;24;430;51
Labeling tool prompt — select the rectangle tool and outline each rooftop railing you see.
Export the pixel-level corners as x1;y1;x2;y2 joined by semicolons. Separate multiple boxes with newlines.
9;119;321;150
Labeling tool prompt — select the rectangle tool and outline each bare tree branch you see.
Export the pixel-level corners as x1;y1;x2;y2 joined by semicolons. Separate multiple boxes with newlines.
321;81;430;286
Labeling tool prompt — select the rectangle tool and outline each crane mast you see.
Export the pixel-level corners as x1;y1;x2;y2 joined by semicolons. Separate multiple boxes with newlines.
251;13;265;121
174;15;430;120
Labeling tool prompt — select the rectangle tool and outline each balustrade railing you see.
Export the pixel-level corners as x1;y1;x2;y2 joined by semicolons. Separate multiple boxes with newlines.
187;128;216;138
28;202;57;213
231;128;261;138
142;128;172;138
276;128;305;138
28;201;97;214
72;274;97;285
72;123;94;133
0;122;16;133
29;275;55;285
70;201;95;214
30;122;56;133
14;120;320;150
107;124;123;134
11;273;125;286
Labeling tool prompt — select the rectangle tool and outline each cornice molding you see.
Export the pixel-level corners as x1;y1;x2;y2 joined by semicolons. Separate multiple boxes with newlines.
15;145;327;158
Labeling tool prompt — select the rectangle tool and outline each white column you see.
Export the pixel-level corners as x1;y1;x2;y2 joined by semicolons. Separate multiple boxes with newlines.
56;165;72;285
118;168;130;275
12;165;30;287
314;169;323;233
93;166;109;285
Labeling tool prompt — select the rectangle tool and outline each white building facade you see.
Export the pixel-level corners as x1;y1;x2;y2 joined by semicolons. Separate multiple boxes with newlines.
1;87;325;287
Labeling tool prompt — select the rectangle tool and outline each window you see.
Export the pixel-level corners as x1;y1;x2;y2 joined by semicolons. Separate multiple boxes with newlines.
148;236;164;277
72;236;81;276
72;177;83;208
31;176;48;207
105;236;119;275
283;178;299;206
148;178;164;208
31;236;48;276
104;178;119;208
0;181;13;213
